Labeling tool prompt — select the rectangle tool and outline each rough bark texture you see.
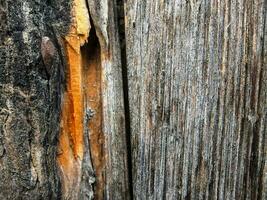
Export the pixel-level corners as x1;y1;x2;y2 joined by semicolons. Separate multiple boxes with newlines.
0;0;71;199
125;0;267;199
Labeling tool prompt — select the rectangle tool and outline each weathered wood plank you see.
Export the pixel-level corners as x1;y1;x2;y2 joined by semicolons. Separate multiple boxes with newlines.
94;0;130;198
125;0;267;199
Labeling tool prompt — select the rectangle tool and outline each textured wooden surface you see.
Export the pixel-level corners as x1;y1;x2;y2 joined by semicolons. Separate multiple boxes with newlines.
125;0;266;199
87;0;130;199
0;0;266;199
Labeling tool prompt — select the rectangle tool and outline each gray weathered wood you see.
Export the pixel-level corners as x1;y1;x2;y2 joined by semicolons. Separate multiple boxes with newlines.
125;0;267;199
90;0;130;199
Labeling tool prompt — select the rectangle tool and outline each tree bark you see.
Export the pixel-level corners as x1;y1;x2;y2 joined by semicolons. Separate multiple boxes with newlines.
125;0;266;199
0;0;71;198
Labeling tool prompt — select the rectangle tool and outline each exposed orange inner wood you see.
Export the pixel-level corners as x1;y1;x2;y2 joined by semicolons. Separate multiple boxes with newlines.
57;0;90;175
67;37;84;159
57;37;85;195
57;0;91;195
57;3;106;197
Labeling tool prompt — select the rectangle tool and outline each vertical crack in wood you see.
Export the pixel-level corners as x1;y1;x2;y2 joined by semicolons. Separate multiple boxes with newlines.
116;0;133;199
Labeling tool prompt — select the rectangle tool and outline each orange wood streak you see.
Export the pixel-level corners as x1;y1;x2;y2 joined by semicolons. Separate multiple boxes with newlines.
57;38;84;194
57;0;90;193
65;37;84;159
57;93;80;193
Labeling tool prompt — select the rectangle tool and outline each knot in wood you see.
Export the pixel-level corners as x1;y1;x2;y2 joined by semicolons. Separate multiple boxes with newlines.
41;36;56;74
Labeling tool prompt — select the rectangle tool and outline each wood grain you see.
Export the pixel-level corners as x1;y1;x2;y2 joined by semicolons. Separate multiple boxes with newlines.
125;0;267;199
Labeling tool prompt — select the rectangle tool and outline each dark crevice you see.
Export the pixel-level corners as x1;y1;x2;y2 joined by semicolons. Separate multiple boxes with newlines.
116;1;133;199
